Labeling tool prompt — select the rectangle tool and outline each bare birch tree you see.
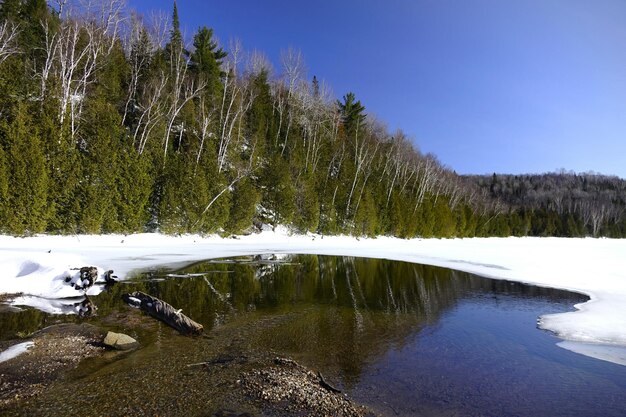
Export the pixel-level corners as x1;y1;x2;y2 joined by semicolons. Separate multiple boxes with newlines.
44;0;125;139
0;21;20;65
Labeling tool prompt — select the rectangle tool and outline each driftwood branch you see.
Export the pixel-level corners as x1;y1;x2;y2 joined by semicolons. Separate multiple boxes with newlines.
122;291;204;335
317;371;342;394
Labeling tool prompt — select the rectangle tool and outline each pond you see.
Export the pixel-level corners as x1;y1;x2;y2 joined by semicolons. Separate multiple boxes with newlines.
1;254;626;416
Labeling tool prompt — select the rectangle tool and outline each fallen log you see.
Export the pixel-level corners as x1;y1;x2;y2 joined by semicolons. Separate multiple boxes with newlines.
122;291;204;336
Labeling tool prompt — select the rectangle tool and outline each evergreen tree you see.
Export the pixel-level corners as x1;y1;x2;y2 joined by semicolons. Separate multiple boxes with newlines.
114;145;152;232
6;104;49;234
337;92;365;135
167;1;184;55
158;152;230;234
75;98;123;233
353;190;378;236
293;176;320;233
190;26;226;95
261;154;295;227
43;106;82;233
0;142;9;230
226;178;260;234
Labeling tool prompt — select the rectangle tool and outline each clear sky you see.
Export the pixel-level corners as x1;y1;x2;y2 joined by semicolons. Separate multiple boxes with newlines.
127;0;626;178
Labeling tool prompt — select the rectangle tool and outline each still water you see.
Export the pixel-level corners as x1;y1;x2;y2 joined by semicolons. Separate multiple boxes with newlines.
1;255;625;416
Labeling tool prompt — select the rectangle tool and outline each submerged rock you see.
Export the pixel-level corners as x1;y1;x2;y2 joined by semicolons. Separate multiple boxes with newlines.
240;356;368;417
103;331;139;351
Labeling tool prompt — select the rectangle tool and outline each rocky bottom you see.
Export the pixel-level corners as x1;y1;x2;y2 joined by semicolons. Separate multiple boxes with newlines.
0;314;373;416
239;357;369;417
0;323;106;408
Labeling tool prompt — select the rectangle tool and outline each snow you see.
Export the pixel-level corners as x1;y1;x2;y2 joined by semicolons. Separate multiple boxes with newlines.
557;341;626;367
1;232;625;365
0;341;34;364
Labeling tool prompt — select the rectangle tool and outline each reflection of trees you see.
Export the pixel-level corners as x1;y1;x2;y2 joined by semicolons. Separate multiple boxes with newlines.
243;256;586;386
0;255;586;383
0;308;56;340
252;257;470;386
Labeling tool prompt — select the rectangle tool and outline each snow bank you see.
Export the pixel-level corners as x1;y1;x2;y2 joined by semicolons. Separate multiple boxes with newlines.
0;251;106;303
0;341;34;363
1;232;625;365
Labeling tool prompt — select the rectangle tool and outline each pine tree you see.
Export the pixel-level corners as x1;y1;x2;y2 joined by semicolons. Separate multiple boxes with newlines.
190;26;226;96
168;1;184;55
337;92;365;135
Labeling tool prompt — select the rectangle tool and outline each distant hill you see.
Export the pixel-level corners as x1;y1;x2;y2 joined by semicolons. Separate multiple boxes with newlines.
464;172;626;237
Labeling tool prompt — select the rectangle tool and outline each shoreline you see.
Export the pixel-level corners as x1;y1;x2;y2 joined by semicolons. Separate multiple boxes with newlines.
1;232;626;364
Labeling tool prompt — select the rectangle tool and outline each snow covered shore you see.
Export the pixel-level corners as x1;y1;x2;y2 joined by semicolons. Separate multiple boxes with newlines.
1;232;625;364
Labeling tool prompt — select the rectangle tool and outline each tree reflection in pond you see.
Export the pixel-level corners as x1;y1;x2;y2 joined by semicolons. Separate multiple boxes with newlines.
4;255;624;417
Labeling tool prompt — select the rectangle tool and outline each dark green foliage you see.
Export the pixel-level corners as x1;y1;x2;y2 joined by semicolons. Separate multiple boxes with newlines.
114;146;152;232
293;176;319;233
76;98;123;233
5;104;49;234
0;3;623;239
168;1;183;54
158;154;228;234
337;92;366;136
247;69;274;152
352;190;378;237
190;26;226;95
0;138;9;228
226;178;260;234
0;0;21;21
260;155;295;226
44;121;82;233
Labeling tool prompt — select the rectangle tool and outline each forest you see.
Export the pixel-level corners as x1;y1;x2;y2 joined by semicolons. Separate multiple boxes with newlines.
0;0;623;238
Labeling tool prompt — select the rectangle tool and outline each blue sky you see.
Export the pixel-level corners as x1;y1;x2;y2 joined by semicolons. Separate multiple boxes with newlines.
128;0;626;178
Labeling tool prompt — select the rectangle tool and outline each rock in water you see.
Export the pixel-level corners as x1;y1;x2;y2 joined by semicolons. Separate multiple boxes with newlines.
73;267;98;291
103;331;139;351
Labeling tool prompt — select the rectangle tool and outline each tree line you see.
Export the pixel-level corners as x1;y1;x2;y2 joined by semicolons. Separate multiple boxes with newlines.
466;172;626;237
0;1;622;238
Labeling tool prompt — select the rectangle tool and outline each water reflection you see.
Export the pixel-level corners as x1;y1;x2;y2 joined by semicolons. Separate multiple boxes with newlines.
5;255;624;417
121;256;584;385
1;255;585;348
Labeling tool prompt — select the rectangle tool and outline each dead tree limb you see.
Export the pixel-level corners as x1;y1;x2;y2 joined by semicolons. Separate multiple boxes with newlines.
122;291;204;335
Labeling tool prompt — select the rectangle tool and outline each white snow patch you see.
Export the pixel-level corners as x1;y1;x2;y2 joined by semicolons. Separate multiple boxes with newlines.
0;341;34;363
0;233;625;365
558;341;626;366
10;295;90;315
